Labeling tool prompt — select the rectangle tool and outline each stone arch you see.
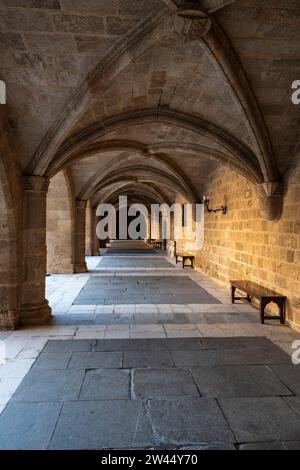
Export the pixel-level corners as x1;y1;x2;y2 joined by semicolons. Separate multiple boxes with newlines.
46;108;264;183
91;165;195;203
46;170;74;274
28;4;277;187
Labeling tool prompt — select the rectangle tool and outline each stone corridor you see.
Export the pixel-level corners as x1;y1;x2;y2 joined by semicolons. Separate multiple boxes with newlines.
0;246;300;450
0;0;300;454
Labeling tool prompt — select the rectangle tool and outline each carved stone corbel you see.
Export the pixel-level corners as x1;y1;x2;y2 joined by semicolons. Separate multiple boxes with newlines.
257;182;284;221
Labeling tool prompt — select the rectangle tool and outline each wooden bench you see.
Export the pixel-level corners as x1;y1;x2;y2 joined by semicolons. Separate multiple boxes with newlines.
153;241;163;249
175;253;195;269
230;280;286;324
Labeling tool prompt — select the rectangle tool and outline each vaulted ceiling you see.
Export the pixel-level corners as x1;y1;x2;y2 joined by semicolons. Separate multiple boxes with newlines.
1;0;299;211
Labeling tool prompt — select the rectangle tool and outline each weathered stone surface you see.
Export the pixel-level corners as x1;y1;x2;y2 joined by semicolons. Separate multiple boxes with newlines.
219;397;300;443
79;369;130;400
132;368;200;399
0;31;25;49
53;13;104;34
123;350;174;368
147;398;235;445
0;402;62;450
106;16;139;35
0;10;54;32
49;400;152;449
0;0;61;9
33;352;71;369
191;365;292;398
67;351;122;369
12;369;85;402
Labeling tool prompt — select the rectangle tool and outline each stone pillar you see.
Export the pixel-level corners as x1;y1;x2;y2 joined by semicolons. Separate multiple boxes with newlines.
91;208;100;256
20;176;51;326
73;200;88;273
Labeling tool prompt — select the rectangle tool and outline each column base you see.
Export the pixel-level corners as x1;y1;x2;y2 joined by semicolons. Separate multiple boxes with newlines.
0;311;19;330
20;300;52;326
73;262;88;273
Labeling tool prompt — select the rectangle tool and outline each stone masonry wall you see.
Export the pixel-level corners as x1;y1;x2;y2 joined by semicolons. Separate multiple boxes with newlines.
196;159;300;330
46;171;73;274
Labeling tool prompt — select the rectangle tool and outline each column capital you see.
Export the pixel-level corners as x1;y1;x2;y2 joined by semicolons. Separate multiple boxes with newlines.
23;175;50;193
75;199;87;210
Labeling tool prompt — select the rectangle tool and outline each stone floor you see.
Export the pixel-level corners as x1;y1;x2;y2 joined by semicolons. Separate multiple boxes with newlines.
0;247;300;449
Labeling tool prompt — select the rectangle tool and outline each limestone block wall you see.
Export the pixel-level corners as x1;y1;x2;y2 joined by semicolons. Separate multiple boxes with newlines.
46;172;73;274
196;160;300;330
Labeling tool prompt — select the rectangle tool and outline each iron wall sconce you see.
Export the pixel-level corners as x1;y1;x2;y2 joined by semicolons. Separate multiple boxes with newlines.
202;196;227;215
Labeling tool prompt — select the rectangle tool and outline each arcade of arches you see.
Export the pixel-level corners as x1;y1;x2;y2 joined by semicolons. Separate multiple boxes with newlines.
0;0;300;450
0;0;299;331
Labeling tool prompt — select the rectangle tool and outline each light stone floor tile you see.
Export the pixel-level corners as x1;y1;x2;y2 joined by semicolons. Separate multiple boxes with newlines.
219;324;253;337
114;305;136;314
188;304;216;313
105;325;130;339
135;305;158;314
197;324;231;337
156;305;172;313
0;405;4;415
17;338;48;359
164;324;201;338
0;377;23;406
74;326;106;340
0;359;35;379
130;324;165;339
95;305;114;314
170;305;192;313
3;337;29;360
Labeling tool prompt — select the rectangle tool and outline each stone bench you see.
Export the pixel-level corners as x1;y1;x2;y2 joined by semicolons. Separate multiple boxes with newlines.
230;280;286;324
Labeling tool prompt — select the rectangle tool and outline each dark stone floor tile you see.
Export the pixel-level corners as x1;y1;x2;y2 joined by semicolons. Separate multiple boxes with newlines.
284;396;300;417
282;441;300;450
238;442;285;450
32;352;71;370
49;400;152;449
132;368;200;399
123;350;174;368
180;444;236;450
95;338;167;352
270;365;300;394
219;347;290;365
73;276;220;305
0;402;62;450
68;352;122;369
147;398;235;445
80;369;130;400
201;337;269;350
191;365;292;398
165;338;205;350
12;369;85;402
171;350;218;367
219;397;300;443
43;339;93;353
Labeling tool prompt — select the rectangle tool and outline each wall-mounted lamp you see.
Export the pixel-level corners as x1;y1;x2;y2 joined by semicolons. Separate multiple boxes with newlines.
202;196;227;215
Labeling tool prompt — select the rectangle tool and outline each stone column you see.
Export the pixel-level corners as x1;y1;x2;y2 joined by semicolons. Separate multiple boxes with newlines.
91;208;100;256
73;200;88;273
20;176;51;325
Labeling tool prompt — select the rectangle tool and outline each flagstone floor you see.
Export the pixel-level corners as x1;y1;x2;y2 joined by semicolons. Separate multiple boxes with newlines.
0;248;299;449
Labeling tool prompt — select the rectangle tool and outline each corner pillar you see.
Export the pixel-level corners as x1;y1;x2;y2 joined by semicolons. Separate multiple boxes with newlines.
73;200;88;273
20;176;51;326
